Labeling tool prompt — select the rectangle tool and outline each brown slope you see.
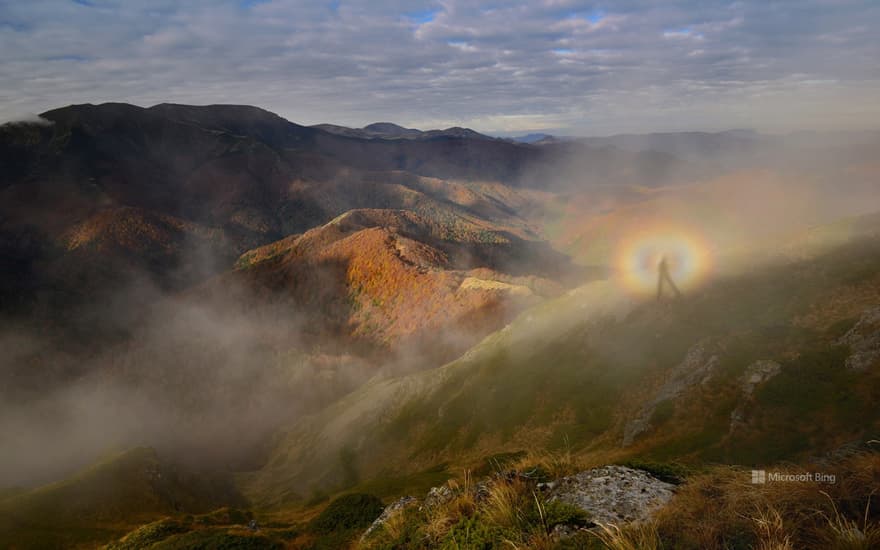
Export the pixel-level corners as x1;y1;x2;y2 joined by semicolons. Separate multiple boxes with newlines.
199;209;567;363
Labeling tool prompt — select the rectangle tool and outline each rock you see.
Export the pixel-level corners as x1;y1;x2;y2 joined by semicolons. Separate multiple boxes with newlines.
361;496;418;540
729;360;781;433
551;523;584;539
474;480;492;503
837;307;880;372
537;480;557;492
423;485;455;509
546;465;675;525
623;339;721;446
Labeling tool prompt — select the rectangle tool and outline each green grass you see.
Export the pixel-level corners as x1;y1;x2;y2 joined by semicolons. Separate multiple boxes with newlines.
725;344;877;464
616;460;695;485
307;493;385;534
350;463;452;500
0;447;240;549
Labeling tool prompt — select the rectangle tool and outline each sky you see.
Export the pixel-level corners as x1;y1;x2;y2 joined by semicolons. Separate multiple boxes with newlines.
1;0;879;135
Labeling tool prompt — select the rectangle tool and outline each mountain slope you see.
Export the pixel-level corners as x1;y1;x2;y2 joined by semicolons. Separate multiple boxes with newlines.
207;208;575;359
0;448;238;549
243;229;880;506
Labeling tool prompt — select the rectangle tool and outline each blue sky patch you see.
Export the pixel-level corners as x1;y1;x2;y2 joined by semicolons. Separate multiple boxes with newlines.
239;0;269;10
406;9;440;25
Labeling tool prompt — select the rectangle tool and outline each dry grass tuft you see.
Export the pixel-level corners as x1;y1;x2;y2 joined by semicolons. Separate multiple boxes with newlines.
816;490;880;550
654;451;880;549
483;478;527;530
508;445;585;480
590;521;661;550
750;505;793;550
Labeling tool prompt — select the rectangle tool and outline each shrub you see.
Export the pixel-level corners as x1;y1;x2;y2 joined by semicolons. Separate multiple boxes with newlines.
532;498;591;532
440;515;506;549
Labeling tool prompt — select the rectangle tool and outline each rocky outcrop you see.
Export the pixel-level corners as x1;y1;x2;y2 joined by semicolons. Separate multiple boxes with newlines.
360;465;676;544
540;465;676;525
423;485;455;509
837;307;880;372
729;360;781;433
623;339;721;446
360;496;419;541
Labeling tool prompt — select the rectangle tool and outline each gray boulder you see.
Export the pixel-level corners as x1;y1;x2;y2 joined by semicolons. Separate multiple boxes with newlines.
541;465;675;525
423;484;455;509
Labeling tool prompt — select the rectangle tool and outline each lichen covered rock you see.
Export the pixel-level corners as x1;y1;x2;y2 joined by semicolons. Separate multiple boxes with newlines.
540;465;675;525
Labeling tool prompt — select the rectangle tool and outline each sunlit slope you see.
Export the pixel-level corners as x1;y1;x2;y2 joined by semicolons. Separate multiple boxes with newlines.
244;230;880;507
199;208;574;359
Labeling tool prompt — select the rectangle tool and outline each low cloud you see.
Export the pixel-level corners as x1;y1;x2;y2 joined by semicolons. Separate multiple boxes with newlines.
1;114;54;127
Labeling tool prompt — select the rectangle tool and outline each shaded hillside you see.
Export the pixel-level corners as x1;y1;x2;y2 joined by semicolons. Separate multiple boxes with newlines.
243;230;880;506
0;448;238;549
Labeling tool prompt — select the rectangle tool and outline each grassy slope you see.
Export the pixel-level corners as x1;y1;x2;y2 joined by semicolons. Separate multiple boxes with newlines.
0;448;239;549
244;231;880;507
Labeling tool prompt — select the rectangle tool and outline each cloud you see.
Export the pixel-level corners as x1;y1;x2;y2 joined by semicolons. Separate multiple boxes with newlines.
1;113;54;126
0;1;878;135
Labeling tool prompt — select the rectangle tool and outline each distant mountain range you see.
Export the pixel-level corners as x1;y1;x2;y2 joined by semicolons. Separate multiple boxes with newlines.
313;121;497;142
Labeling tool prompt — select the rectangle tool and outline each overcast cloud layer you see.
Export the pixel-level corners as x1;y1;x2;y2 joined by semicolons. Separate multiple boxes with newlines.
1;0;879;134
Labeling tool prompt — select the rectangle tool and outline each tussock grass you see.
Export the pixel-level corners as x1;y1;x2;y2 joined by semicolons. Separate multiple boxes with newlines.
655;451;880;549
360;452;591;549
750;506;793;550
508;447;583;481
816;490;880;550
590;522;661;550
